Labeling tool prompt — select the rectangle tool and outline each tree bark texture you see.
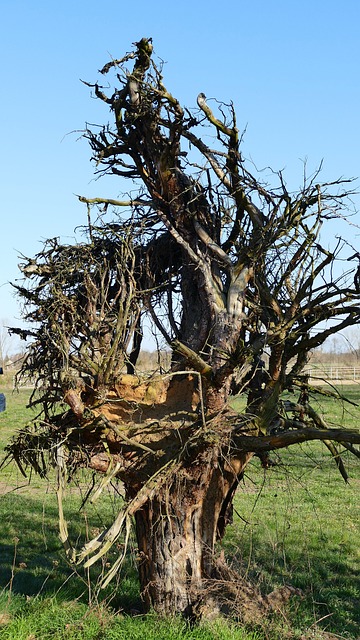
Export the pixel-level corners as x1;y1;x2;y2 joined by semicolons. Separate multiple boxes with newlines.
132;450;252;616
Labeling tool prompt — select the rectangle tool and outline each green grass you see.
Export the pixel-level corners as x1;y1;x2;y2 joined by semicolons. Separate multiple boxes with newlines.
0;593;262;640
228;384;360;637
0;384;359;639
224;446;360;637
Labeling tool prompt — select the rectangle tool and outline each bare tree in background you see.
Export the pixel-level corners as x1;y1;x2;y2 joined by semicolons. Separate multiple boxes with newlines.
0;319;18;369
7;39;360;619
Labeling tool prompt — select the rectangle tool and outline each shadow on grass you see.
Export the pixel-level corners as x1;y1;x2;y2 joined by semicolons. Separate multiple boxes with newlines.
0;491;141;612
222;510;360;637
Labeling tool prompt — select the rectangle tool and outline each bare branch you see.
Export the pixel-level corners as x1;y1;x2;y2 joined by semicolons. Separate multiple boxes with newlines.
234;428;360;452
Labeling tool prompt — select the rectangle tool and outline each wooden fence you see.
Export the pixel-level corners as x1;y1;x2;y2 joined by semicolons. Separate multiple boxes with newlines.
303;365;360;382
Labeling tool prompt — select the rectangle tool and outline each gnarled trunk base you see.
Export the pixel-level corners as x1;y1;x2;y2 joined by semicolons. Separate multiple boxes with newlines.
132;449;253;618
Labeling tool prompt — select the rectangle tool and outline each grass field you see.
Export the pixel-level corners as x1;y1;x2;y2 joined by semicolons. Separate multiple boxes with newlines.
0;381;359;639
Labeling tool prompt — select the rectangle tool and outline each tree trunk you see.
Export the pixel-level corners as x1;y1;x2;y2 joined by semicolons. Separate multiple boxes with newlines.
132;448;252;617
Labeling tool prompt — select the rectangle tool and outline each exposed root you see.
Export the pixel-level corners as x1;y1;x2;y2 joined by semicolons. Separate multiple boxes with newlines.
195;556;303;623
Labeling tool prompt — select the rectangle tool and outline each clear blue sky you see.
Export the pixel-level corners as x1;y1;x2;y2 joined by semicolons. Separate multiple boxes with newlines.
1;0;359;340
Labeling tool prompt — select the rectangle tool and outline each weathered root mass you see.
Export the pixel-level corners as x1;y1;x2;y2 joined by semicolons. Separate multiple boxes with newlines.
201;556;303;622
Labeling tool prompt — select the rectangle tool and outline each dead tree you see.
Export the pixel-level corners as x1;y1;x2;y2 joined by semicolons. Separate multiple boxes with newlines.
7;38;360;619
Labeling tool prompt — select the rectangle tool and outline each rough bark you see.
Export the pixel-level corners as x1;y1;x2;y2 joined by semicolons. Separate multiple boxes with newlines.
132;450;252;616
